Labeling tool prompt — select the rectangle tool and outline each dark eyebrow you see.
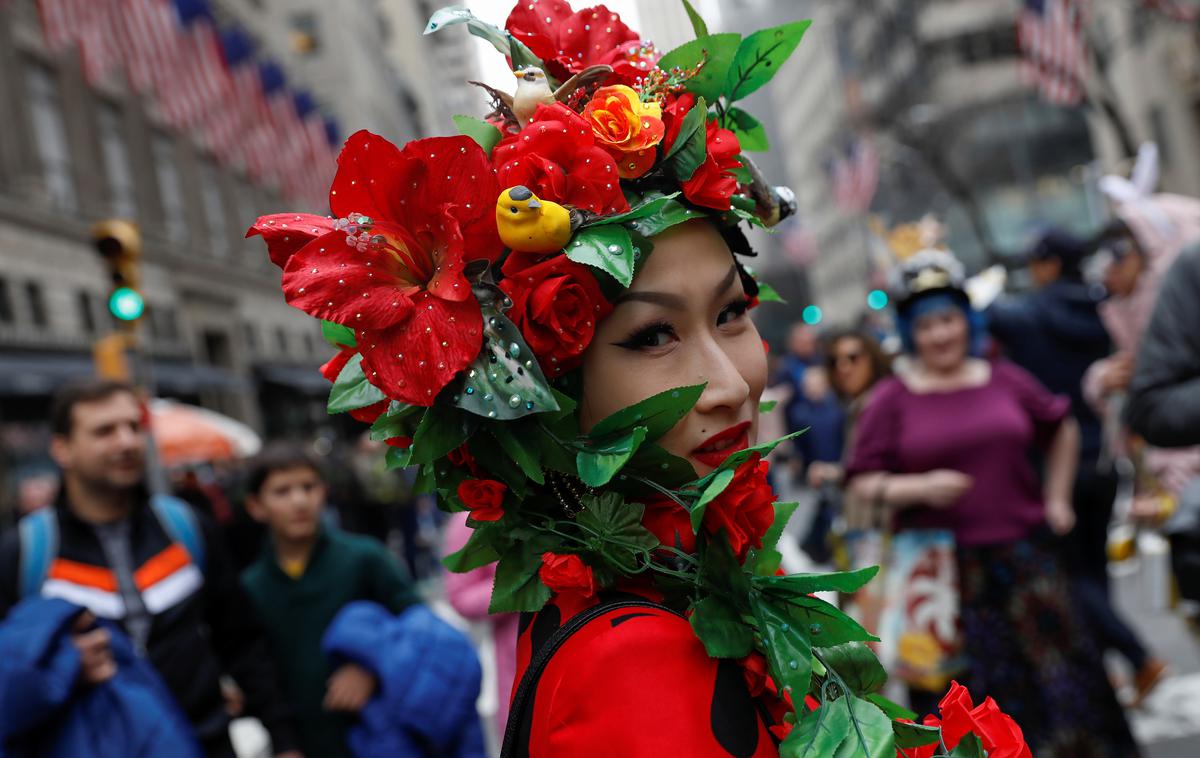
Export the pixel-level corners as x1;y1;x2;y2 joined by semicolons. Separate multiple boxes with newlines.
614;265;739;310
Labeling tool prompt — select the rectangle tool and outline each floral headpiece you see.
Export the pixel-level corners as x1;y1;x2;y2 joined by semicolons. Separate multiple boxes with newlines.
248;2;1027;754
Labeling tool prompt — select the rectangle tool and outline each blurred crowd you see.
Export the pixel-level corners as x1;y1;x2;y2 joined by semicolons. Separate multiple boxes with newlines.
3;173;1200;758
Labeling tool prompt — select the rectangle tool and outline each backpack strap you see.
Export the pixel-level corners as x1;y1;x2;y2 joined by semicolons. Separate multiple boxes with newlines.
17;507;58;599
500;597;680;758
150;495;206;573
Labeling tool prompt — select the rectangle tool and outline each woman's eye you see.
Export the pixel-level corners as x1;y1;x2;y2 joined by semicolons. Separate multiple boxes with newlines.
617;322;676;350
717;299;750;326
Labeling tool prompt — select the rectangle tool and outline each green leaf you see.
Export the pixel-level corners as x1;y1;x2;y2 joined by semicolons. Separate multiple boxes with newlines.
730;164;753;183
452;114;502;155
327;353;386;414
760;593;878;646
467;429;528;496
783;701;850;758
450;303;559;420
566;224;636;287
575;493;659;572
424;6;543;70
757;282;786;304
409;403;475;465
759;399;778;413
489;423;545;484
681;0;708;37
321;320;356;348
626;198;709;238
748;501;798;575
838;696;897;758
690;467;735;532
867;693;916;722
663;97;708;181
725;106;769;151
369;401;421;443
699;430;804;484
725;20;811;102
657;34;741;102
892;720;941;749
577;426;648;487
589;383;705;442
817;642;887;695
443;522;505;573
690;595;754;657
384;445;412;469
755;566;880;596
490;540;552;614
750;593;813;705
949;733;984;758
614;444;696;492
593;192;680;227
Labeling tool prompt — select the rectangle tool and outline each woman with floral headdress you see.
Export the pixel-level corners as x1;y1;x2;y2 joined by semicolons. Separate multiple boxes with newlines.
249;2;1032;756
845;250;1137;756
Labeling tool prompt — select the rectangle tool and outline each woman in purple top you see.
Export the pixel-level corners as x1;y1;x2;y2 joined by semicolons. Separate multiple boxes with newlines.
846;251;1136;758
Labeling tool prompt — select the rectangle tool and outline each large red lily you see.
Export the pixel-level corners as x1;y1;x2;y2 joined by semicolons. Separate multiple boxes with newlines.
248;131;503;405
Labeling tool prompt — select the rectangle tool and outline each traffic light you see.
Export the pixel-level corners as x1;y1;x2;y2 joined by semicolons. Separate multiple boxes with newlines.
867;289;889;310
92;220;145;323
802;305;823;325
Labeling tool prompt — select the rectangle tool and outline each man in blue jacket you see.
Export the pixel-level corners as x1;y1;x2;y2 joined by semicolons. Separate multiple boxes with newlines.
0;379;299;757
988;230;1164;699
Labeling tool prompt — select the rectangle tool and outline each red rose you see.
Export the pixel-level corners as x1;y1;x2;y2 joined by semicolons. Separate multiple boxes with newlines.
457;479;507;521
702;453;775;561
661;94;743;210
899;682;1031;758
447;444;480;476
499;252;613;376
539;552;596;598
492;103;629;215
505;1;639;82
640;496;696;554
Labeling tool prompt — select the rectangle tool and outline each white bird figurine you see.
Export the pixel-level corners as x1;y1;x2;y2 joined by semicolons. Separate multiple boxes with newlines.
470;64;613;129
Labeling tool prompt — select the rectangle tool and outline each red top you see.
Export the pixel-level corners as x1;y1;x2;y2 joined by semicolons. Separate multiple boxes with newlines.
511;588;783;757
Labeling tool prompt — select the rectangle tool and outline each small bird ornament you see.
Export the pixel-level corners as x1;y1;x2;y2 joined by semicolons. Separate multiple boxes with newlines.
496;185;573;253
471;64;612;128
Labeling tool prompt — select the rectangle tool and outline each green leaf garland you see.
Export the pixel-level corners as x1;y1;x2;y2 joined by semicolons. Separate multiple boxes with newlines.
657;34;741;102
452;114;503;155
565;223;636;287
724;20;811;103
321;320;356;348
327;353;386;414
725;106;770;151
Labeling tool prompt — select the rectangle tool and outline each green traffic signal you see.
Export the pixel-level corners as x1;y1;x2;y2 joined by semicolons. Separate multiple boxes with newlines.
867;289;889;310
109;287;145;321
802;305;823;325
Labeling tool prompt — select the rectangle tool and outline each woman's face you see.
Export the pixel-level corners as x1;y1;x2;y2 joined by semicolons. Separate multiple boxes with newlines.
912;307;969;373
830;336;873;399
1103;239;1145;298
579;220;767;476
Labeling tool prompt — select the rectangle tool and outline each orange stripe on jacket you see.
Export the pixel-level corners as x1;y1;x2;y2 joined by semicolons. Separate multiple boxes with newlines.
134;543;192;590
48;558;119;592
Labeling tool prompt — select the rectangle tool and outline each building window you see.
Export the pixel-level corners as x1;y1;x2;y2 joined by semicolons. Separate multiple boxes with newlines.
199;162;229;256
276;327;288;355
25;64;76;211
0;278;13;324
290;13;320;54
303;333;315;356
159;307;180;341
77;290;96;334
244;323;258;352
152;134;187;242
98;103;136;218
26;282;47;328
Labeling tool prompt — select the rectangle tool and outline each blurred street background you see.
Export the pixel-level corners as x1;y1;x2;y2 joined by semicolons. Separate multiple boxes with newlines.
1;0;1199;755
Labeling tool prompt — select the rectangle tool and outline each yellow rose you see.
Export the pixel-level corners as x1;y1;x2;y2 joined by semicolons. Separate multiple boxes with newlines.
582;85;665;179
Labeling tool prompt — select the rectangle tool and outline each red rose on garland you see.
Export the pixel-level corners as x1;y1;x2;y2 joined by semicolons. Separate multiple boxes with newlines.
499;251;613;376
457;479;508;521
703;453;775;561
899;681;1031;758
662;93;743;210
539;552;597;598
492;103;629;215
505;1;639;82
640;496;696;554
248;131;503;406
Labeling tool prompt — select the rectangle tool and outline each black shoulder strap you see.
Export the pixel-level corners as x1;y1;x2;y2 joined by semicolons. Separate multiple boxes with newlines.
500;597;680;758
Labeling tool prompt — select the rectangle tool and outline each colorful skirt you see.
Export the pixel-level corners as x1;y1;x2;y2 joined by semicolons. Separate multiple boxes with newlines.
957;531;1139;758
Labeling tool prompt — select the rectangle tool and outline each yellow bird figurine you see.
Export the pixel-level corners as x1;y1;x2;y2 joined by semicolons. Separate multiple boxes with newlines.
496;185;573;254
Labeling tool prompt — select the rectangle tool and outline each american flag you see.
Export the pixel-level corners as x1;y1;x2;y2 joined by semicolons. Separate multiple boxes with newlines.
1017;0;1090;106
1144;0;1200;21
829;136;879;214
37;0;124;85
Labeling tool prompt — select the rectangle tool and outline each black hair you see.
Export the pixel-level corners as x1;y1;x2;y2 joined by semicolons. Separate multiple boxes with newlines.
50;378;138;437
244;442;324;495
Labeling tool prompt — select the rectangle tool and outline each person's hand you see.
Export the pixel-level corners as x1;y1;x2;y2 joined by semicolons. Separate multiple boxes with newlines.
1045;498;1076;535
71;613;117;685
921;470;973;508
807;462;844;488
1100;353;1135;395
323;662;376;712
221;677;245;717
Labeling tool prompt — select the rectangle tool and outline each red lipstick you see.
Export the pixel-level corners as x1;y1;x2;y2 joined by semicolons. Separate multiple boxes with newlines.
690;421;751;468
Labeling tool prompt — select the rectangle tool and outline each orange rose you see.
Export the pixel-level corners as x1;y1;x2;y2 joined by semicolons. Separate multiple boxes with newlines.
582;85;664;179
